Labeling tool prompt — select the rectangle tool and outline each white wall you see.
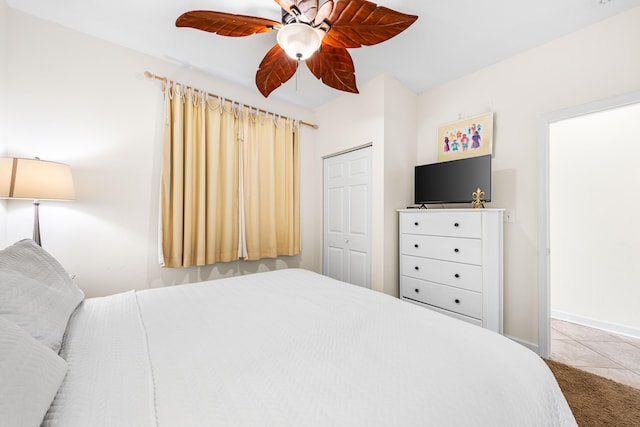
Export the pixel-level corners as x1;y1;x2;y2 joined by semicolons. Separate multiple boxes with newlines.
550;103;640;332
0;0;6;152
4;9;318;297
315;74;417;296
0;0;7;243
418;7;640;345
382;77;418;296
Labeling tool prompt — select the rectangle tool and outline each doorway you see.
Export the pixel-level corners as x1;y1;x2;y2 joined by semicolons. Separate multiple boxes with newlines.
323;146;372;288
539;91;640;359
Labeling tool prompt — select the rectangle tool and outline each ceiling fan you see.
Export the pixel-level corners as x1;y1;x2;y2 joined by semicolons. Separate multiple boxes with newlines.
176;0;418;97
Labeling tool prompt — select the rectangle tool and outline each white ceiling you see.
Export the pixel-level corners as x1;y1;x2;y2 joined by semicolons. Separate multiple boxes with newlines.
7;0;640;109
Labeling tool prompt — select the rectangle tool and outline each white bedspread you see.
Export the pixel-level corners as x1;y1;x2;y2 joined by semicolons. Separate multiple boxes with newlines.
46;269;577;426
42;291;156;427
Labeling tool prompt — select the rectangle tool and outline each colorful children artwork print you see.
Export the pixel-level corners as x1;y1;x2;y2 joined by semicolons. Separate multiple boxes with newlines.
437;112;494;161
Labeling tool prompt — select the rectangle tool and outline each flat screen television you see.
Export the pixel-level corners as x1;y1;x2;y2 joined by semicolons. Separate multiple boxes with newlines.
414;154;491;205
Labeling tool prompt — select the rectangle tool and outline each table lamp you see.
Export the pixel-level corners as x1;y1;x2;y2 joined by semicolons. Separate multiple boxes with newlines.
0;157;75;246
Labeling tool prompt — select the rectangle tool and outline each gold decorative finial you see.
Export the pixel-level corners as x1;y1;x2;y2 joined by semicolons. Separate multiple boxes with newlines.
472;187;485;209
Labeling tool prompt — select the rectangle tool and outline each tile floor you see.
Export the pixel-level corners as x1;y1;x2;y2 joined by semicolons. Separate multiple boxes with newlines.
551;318;640;390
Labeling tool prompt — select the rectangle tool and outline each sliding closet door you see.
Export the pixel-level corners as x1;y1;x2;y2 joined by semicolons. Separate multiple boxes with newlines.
323;146;372;288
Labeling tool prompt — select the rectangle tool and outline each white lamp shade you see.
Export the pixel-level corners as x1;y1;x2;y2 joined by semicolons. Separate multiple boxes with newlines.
277;23;325;60
0;157;75;200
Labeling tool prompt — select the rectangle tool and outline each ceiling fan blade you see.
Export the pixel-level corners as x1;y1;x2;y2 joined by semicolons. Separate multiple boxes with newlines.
274;0;296;14
255;45;299;97
176;11;281;37
323;0;418;49
295;0;319;22
305;44;358;94
314;0;334;26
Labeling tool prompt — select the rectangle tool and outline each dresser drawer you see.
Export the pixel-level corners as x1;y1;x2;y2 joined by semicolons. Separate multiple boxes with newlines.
401;255;483;292
401;277;482;320
403;299;483;327
400;211;481;238
401;234;482;265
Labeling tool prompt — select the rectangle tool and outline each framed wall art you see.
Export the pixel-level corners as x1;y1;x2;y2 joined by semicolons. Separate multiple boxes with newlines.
437;112;494;161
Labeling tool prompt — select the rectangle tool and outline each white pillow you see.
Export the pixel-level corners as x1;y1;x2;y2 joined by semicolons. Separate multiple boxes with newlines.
0;316;68;427
0;239;84;353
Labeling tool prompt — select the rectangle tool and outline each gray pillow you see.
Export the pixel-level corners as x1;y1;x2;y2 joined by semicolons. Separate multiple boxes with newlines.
0;239;84;353
0;316;68;427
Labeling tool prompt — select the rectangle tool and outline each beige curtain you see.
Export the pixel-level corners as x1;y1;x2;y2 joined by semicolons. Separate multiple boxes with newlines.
241;111;300;260
160;84;299;267
161;85;239;267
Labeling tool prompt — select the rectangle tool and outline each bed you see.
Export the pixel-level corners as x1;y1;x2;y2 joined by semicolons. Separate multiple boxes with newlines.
0;239;577;426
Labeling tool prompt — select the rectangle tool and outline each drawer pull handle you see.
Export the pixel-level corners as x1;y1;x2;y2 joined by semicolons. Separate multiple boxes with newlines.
414;222;419;226
454;222;460;227
414;266;419;271
454;273;460;278
454;248;460;253
414;244;419;248
414;288;420;293
454;299;461;304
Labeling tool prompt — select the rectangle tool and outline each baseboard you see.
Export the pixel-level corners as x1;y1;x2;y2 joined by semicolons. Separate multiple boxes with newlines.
552;310;640;339
506;335;540;355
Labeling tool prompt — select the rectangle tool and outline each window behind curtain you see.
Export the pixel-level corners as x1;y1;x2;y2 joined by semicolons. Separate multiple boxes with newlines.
160;84;300;268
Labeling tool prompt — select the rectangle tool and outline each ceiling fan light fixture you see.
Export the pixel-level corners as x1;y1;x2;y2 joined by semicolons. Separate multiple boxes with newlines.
277;23;325;60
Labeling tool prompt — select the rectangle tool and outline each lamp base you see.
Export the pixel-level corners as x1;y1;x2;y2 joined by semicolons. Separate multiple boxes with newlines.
33;200;41;246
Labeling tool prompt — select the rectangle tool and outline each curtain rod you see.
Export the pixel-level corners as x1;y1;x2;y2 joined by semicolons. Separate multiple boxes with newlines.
144;71;318;130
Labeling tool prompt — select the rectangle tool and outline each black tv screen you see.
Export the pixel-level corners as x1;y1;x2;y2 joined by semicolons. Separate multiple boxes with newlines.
414;155;491;205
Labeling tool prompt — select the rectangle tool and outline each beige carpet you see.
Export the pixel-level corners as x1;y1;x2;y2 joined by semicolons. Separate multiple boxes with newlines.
545;359;640;426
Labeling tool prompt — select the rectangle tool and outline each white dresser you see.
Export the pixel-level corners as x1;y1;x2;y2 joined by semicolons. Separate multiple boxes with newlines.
398;209;503;333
